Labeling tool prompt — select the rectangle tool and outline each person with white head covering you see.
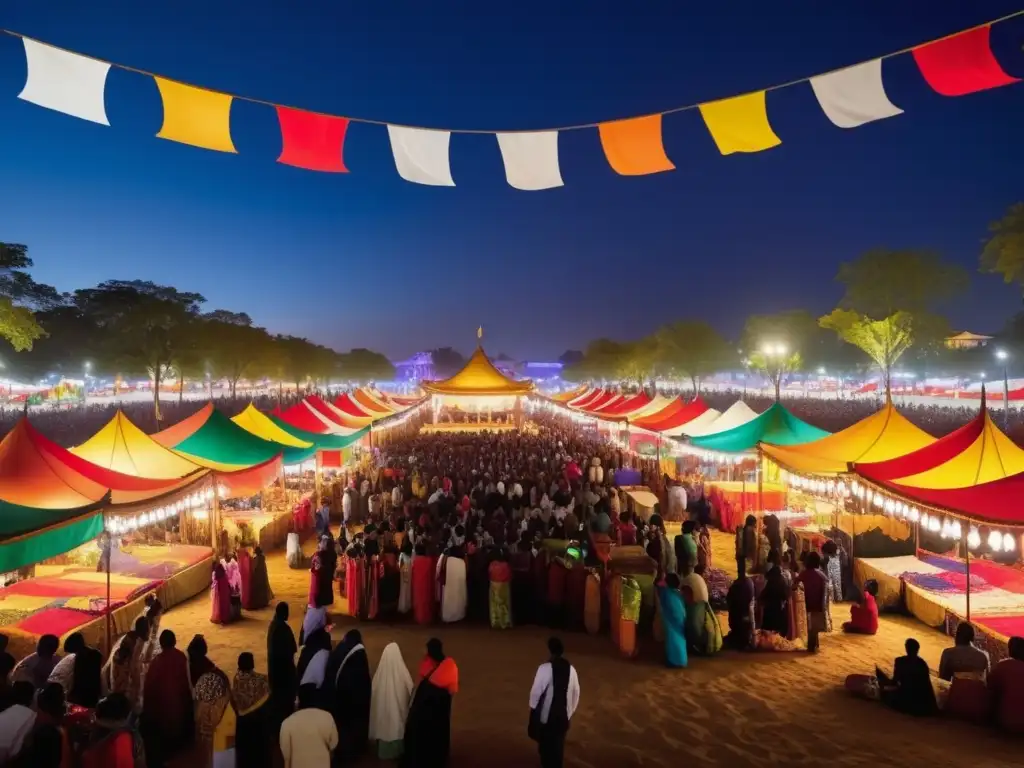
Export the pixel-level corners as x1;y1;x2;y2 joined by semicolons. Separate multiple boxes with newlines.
368;643;414;760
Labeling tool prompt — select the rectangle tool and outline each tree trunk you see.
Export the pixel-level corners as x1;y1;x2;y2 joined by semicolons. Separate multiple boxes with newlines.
178;371;184;405
230;378;237;400
153;366;162;426
884;365;892;401
774;374;781;402
690;375;699;395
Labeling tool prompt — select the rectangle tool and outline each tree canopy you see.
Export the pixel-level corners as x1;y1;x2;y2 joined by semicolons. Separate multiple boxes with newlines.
654;320;733;393
981;202;1024;295
819;309;914;398
836;248;968;317
0;242;62;353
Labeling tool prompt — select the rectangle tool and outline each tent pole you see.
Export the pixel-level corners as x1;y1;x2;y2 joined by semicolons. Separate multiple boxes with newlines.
756;446;764;514
965;541;972;624
104;512;112;655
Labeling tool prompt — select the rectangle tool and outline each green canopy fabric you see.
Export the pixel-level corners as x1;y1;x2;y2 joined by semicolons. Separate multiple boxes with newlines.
688;402;830;453
268;416;370;450
171;408;314;466
0;508;104;572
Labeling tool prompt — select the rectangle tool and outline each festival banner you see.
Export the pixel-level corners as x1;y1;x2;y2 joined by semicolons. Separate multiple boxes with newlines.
387;125;455;186
598;114;675;176
18;39;111;125
3;11;1022;188
698;91;781;155
495;131;563;190
155;77;236;153
276;106;349;172
810;59;903;129
912;25;1019;97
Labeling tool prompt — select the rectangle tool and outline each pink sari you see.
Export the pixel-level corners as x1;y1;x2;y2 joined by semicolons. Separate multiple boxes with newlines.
237;549;252;609
210;567;231;624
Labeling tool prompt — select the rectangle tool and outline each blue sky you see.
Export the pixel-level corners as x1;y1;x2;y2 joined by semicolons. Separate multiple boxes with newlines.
1;1;1022;360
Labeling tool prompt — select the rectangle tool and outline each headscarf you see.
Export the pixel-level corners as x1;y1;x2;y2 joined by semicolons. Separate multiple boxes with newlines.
368;643;413;745
232;669;270;715
297;629;332;688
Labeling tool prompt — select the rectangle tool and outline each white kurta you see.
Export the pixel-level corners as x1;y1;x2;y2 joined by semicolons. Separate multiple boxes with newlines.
437;555;467;623
280;708;338;768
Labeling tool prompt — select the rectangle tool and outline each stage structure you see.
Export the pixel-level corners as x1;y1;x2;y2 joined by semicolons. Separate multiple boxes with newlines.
420;329;534;432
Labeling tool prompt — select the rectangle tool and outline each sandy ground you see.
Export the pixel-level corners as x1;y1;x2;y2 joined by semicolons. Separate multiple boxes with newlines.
158;531;1022;767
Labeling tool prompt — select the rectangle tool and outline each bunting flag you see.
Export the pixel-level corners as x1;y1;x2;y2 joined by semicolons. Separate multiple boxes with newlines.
387;126;454;186
276;107;349;172
496;131;563;190
598;115;675;175
155;77;236;153
810;59;903;128
698;91;781;155
18;39;111;125
2;10;1022;189
912;25;1019;97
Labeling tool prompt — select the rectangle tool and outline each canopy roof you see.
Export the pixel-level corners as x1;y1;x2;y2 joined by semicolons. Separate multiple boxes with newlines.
152;403;291;469
689;402;829;453
871;472;1024;526
421;346;534;396
552;385;590;403
353;388;393;414
644;397;711;435
590;393;627;413
678;408;722;436
629;394;673;419
633;396;686;430
762;403;935;475
274;400;356;435
593;392;653;421
231;405;319;465
268;413;369;450
333;393;375;419
569;387;605;409
71;410;208;480
578;389;618;412
855;398;1024;489
307;395;372;429
684;400;759;438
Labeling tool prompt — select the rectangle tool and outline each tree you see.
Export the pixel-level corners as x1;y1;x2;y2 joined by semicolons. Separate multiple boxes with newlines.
430;347;466;378
616;337;658;388
0;242;63;353
557;350;584;368
747;348;802;401
338;348;395;382
563;338;631;382
7;306;98;382
74;280;205;422
654;320;733;394
202;313;273;399
981;202;1024;296
819;309;914;398
836;248;968;318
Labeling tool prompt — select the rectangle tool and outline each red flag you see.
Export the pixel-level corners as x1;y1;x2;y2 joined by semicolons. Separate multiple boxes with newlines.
276;106;349;172
912;25;1019;97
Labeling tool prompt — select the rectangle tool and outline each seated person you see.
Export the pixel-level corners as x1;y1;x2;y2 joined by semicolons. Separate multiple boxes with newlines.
616;512;637;546
876;638;938;717
939;623;991;723
989;635;1024;734
842;580;879;635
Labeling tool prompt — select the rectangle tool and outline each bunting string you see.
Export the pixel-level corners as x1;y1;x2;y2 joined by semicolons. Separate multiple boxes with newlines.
4;10;1023;189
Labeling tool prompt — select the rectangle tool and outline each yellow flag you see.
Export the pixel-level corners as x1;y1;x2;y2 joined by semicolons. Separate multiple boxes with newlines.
155;77;237;153
477;326;483;340
698;91;780;155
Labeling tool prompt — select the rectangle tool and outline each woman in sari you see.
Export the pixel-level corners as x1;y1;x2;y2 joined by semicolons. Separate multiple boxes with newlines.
309;537;334;609
843;579;879;635
657;574;688;668
296;629;332;691
210;563;232;625
266;602;297;730
231;652;271;768
402;638;458;768
188;635;230;768
411;542;436;625
488;549;513;629
437;545;467;624
102;635;135;699
324;629;371;762
346;543;365;618
725;565;756;651
759;553;791;636
237;548;253;610
249;547;274;610
142;630;193;767
80;693;146;768
398;539;414;615
370;642;413;761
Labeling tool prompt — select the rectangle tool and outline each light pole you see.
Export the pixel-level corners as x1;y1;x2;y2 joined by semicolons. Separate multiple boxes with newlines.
82;361;91;406
996;348;1010;429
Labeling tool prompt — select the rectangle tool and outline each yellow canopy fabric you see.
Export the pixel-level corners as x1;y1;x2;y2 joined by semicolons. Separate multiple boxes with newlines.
421;346;534;396
70;410;208;480
894;411;1024;488
761;403;934;475
231;404;314;449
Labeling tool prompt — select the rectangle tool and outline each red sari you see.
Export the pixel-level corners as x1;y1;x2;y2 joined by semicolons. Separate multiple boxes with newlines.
411;555;436;625
237;548;253;609
210;567;231;624
308;552;323;608
346;556;363;618
142;647;192;753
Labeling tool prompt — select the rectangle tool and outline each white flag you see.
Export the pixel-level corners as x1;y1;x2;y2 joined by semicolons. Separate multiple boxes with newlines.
810;59;902;129
18;38;111;125
496;131;563;191
387;126;455;186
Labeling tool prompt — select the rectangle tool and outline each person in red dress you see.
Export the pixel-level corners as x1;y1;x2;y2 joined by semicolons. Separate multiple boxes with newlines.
237;547;253;610
843;580;879;635
210;562;232;624
411;541;436;625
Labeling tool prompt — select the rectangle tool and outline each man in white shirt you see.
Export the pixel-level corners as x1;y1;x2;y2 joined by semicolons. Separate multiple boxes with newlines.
528;637;580;768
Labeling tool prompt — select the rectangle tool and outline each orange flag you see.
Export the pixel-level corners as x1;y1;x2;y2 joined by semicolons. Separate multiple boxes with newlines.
598;115;674;176
698;91;780;155
155;77;236;153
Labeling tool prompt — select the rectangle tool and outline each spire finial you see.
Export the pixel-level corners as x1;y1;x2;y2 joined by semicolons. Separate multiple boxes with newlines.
477;326;483;341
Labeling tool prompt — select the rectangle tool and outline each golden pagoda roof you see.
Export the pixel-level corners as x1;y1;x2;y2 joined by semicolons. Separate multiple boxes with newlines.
422;346;534;396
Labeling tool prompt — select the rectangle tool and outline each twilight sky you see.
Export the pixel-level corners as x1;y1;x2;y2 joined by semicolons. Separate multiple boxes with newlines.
0;1;1022;361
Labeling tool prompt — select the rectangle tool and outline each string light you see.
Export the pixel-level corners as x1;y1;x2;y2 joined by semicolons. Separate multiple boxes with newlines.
988;530;1004;552
1003;532;1016;552
968;527;981;549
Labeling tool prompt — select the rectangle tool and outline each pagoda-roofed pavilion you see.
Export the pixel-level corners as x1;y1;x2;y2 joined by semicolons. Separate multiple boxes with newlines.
420;330;533;431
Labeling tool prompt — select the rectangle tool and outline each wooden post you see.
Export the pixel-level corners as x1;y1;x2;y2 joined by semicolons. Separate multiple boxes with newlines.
210;476;220;552
104;515;112;654
756;446;764;514
965;541;972;623
315;451;323;506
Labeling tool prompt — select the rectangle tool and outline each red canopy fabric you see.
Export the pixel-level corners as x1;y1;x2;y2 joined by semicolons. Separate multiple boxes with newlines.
333;393;372;419
580;390;618;413
868;473;1024;526
632;397;685;430
598;391;652;417
570;388;606;410
912;25;1018;97
854;411;983;482
306;396;367;429
276;401;332;434
640;396;710;432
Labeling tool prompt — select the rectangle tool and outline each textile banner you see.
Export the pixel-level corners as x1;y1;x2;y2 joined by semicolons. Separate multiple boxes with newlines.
18;39;111;125
496;131;564;190
598;114;675;175
698;91;781;155
387;126;455;186
912;25;1019;97
810;59;903;128
155;77;237;153
0;513;103;573
276;107;349;172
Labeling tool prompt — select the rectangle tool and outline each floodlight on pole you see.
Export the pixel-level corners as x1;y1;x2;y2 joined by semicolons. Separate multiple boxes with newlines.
996;348;1011;429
